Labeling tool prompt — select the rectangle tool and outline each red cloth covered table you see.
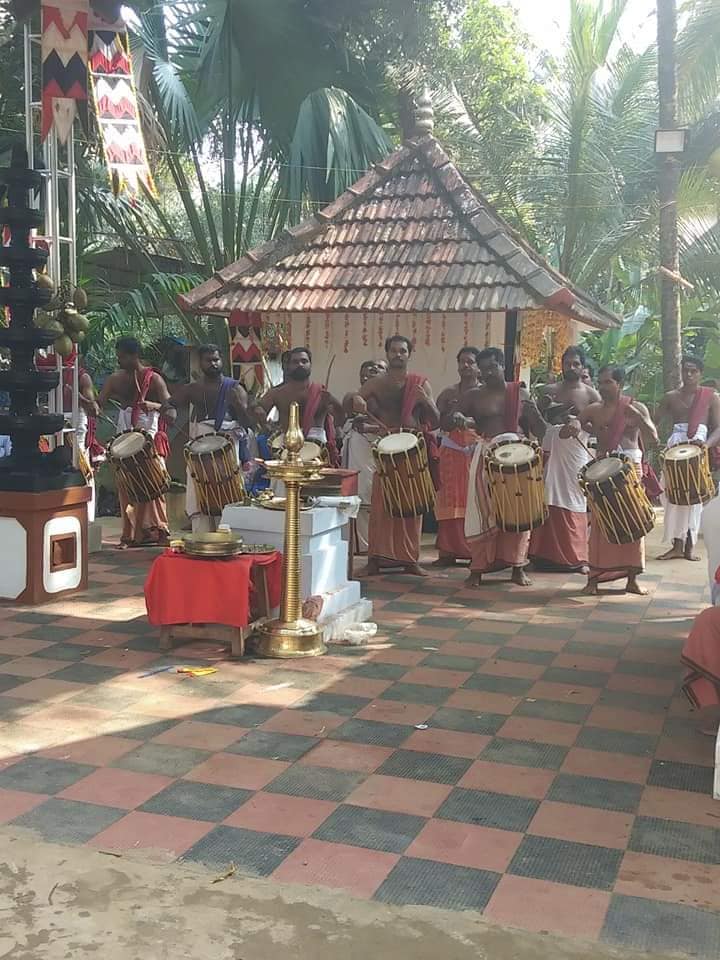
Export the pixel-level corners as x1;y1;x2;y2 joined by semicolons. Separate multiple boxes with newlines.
144;550;282;629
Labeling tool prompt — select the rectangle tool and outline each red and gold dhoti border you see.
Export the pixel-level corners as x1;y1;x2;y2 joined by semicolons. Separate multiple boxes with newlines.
119;486;169;547
435;429;477;561
367;473;422;567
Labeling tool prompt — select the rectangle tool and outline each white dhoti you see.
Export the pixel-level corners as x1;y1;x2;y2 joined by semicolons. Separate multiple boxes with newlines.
342;425;375;553
186;417;244;532
662;423;706;546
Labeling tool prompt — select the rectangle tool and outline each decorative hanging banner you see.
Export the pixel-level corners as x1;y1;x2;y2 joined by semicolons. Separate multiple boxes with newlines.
41;0;89;144
88;12;154;195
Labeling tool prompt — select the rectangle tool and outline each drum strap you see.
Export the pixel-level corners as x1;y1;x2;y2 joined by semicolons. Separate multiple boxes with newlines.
688;387;714;439
606;396;631;452
214;377;235;432
504;382;522;434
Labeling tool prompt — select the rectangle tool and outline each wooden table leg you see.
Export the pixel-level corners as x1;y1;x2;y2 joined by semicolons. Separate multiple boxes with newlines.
159;626;173;651
232;629;245;658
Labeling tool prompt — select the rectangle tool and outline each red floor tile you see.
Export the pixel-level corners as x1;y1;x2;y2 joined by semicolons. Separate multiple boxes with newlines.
587;706;665;735
504;635;567;653
367;648;427;666
355;699;436;726
84;649;161;670
0;637;54;656
484;875;611;939
59;767;172;808
528;800;634;849
403;727;491;758
406;819;522;872
38;735;139;766
272;838;398;898
498;716;581;747
552;653;618;673
638;786;720;827
616;851;720;912
151;720;245;752
1;657;70;678
260;709;344;737
131;693;223;718
298;740;394;773
439;640;500;659
322;677;393;699
88;810;213;857
606;673;677;696
445;689;520;714
24;704;115;734
476;659;546;680
224;792;336;836
561;748;652;784
459;760;555;799
185;753;289;790
402;666;472;689
345;774;452;817
461;619;522;635
528;682;602;705
6;678;88;702
654;735;713;767
0;787;47;824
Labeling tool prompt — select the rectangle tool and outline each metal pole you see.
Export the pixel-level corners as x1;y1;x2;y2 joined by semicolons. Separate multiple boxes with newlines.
657;0;682;391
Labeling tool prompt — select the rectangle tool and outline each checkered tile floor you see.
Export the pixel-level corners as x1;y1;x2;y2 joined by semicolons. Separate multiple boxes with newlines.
0;543;718;955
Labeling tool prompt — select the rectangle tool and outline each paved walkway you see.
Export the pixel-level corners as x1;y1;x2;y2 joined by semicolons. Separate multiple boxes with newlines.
0;530;716;957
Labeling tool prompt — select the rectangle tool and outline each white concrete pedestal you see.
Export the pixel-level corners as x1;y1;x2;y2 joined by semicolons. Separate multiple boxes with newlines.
221;504;372;640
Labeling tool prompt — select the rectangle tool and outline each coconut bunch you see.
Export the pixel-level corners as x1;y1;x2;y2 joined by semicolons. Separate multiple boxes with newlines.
34;275;90;358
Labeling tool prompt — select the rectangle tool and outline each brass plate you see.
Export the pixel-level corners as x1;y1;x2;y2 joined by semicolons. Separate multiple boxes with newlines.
257;497;310;511
181;531;244;558
238;544;276;555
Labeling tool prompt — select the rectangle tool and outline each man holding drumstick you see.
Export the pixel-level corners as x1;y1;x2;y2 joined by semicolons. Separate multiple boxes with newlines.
456;348;545;587
577;365;658;595
655;355;720;561
349;335;439;577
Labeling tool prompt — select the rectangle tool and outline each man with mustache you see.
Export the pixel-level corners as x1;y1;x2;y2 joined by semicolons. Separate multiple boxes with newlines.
252;347;344;463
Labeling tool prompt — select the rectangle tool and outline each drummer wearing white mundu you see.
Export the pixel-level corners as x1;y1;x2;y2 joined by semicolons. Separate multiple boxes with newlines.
349;335;439;577
164;344;253;532
655;355;720;561
456;348;546;587
99;337;175;548
573;365;658;595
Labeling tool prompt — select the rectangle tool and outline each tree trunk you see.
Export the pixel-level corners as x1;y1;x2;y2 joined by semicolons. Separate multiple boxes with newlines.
657;0;682;391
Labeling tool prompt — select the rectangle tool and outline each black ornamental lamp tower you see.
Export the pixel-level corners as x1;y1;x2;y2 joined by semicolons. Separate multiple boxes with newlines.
0;144;83;491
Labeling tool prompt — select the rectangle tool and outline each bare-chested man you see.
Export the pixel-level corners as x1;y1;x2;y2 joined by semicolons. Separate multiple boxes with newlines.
341;359;388;553
573;364;658;595
350;335;439;576
539;346;600;417
655;354;720;561
529;346;599;573
456;347;546;587
434;347;482;565
252;347;343;463
165;344;252;531
99;337;174;547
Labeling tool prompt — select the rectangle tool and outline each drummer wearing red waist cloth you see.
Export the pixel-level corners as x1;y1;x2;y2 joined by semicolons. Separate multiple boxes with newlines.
350;335;440;577
456;348;546;587
655;354;720;561
251;347;343;464
575;365;658;595
98;337;175;548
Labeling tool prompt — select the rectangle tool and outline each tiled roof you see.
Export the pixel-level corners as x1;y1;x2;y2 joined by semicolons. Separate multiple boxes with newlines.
179;136;619;329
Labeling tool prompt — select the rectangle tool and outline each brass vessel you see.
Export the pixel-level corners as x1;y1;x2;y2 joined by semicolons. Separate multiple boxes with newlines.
250;402;326;658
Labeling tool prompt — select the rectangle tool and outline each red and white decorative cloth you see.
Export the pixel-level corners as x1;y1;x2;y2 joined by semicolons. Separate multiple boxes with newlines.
41;0;89;144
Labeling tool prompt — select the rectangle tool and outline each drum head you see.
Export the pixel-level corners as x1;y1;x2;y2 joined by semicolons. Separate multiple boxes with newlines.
280;441;322;462
665;443;701;462
585;456;624;482
110;431;147;458
188;434;230;454
377;432;419;454
492;441;535;466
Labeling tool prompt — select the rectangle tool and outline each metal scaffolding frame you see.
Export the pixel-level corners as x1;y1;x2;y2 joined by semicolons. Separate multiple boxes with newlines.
23;19;80;464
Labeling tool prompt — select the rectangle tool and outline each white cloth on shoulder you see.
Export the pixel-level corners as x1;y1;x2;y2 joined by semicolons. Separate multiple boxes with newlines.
542;425;590;514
